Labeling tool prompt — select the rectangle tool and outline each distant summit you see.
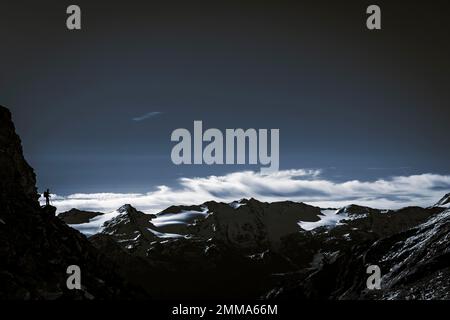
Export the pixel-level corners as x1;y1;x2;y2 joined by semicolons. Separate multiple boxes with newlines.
58;208;104;224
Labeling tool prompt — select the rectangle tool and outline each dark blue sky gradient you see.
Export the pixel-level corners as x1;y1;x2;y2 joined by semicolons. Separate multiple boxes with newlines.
1;0;449;194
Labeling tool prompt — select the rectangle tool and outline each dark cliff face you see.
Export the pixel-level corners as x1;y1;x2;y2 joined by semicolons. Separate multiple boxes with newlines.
0;106;140;300
0;106;38;205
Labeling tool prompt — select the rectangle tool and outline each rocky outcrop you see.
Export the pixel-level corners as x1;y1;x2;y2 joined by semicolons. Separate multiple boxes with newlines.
58;208;104;224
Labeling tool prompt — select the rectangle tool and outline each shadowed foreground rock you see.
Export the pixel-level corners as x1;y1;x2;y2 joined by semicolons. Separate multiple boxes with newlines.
0;106;142;299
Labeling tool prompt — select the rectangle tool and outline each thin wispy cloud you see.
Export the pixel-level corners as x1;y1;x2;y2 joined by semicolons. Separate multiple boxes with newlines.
47;169;450;214
132;111;162;122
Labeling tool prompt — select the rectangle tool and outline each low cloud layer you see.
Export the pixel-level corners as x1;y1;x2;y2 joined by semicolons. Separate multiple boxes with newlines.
45;169;450;214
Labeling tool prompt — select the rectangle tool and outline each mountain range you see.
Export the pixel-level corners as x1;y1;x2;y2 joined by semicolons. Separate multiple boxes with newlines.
1;105;449;300
59;194;450;299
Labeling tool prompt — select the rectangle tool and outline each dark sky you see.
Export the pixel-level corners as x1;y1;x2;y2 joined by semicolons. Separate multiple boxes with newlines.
1;0;449;195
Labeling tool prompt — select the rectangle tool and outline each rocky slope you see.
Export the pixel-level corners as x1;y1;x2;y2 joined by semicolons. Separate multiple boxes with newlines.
0;106;141;299
267;205;450;300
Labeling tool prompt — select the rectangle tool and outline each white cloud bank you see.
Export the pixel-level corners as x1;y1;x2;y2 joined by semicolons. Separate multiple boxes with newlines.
45;169;450;214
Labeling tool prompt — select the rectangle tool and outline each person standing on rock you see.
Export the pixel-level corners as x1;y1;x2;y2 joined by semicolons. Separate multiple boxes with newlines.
43;189;51;206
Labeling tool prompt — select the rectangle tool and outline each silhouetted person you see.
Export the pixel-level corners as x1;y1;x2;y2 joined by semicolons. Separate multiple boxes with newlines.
43;189;51;206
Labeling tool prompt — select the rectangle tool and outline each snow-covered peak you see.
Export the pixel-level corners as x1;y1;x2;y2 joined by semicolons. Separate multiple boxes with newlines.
68;209;123;237
298;209;341;231
117;204;136;213
151;207;209;227
434;193;450;208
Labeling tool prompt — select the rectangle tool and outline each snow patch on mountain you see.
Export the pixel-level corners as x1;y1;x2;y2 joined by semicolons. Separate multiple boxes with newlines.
298;206;371;231
147;228;185;239
229;199;247;209
298;209;341;231
151;207;209;227
69;209;122;236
